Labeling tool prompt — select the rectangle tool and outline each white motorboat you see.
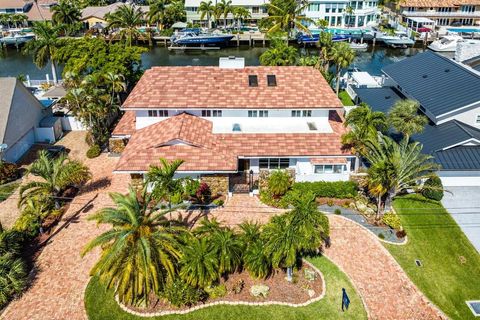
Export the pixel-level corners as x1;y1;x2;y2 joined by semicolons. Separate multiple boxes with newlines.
428;34;480;52
381;32;415;48
349;42;368;50
0;30;34;45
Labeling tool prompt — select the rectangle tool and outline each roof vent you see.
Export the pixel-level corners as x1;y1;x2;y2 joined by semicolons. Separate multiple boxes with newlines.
267;74;277;87
385;95;391;100
445;68;450;72
232;123;241;132
307;122;317;130
248;75;258;87
219;57;245;69
422;74;428;78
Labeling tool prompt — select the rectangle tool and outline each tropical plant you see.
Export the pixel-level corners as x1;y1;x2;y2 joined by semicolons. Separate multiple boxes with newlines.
388;99;428;141
23;21;65;84
344;4;354;27
0;252;27;307
331;41;355;95
422;175;444;201
19;150;91;209
318;31;334;72
210;227;243;275
265;0;312;41
342;103;387;155
162;278;207;307
14;197;58;237
238;221;261;246
243;239;271;279
217;0;232;27
232;6;251;31
52;0;81;35
103;72;126;104
82;187;184;306
194;217;222;238
148;0;169;30
364;134;440;217
267;170;292;198
147;158;185;207
10;13;27;28
106;5;144;46
179;236;219;288
259;37;298;66
163;0;186;27
199;0;215;28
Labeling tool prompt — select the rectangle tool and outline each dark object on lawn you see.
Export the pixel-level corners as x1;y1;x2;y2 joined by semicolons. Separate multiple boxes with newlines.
342;288;350;311
334;208;341;215
396;229;407;238
415;259;422;267
45;146;66;158
378;233;385;239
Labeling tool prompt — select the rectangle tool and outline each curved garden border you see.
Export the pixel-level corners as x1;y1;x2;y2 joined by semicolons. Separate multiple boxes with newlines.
115;260;326;318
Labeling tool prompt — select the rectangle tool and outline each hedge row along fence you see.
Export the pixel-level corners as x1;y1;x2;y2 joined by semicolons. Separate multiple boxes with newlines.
291;181;358;199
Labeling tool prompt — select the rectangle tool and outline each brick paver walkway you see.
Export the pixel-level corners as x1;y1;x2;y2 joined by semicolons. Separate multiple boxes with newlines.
324;215;447;320
1;133;131;320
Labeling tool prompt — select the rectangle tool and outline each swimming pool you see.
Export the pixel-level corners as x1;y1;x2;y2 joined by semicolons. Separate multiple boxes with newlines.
447;28;480;33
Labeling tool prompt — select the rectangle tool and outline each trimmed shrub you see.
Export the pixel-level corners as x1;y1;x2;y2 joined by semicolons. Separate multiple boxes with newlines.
422;175;444;201
86;145;101;158
291;181;358;199
162;278;207;307
334;208;342;215
0;162;19;184
382;211;401;230
205;284;227;299
267;170;292;198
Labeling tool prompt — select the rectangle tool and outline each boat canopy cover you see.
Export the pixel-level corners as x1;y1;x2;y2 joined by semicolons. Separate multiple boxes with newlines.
351;72;379;87
406;17;435;24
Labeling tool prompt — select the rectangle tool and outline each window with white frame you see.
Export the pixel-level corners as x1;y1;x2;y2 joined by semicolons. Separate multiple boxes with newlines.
202;110;222;117
248;110;268;117
148;110;168;117
314;164;346;174
291;110;312;117
259;158;290;169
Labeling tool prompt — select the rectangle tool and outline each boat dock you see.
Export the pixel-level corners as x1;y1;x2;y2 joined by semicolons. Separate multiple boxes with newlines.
155;33;268;47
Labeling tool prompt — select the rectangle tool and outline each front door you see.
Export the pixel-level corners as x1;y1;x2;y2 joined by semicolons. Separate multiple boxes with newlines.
238;159;250;172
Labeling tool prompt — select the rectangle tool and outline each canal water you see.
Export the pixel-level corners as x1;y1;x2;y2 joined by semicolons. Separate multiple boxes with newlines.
0;44;432;79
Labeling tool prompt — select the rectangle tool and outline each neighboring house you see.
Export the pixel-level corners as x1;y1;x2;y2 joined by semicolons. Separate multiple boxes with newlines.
112;58;356;194
185;0;379;28
0;0;56;22
0;77;61;163
355;51;480;186
398;0;480;27
81;3;149;29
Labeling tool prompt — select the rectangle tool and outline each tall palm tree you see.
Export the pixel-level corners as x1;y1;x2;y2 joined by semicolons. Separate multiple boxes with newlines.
210;227;243;275
11;14;27;28
52;0;81;31
217;0;232;28
147;158;185;207
106;4;144;46
199;1;214;29
148;0;169;30
24;22;65;84
318;30;334;72
388;99;428;141
179;236;219;288
82;187;184;306
344;4;354;27
232;6;251;31
265;0;312;42
364;134;440;215
331;41;355;95
103;72;126;104
18;150;91;209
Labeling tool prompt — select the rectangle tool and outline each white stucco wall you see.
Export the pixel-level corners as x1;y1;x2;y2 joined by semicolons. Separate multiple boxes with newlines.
437;104;480;128
439;170;480;186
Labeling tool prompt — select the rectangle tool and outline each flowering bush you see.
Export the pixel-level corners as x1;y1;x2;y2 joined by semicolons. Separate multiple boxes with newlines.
194;182;211;204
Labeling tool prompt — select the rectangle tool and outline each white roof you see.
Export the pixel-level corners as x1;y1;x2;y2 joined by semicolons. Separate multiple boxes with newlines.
351;72;379;87
407;17;435;23
185;0;267;6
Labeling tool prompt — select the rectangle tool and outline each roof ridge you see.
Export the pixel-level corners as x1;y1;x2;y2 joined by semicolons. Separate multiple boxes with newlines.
454;119;480;137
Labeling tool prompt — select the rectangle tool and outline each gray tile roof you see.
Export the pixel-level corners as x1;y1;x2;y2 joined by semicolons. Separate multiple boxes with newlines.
434;147;480;170
382;51;480;118
353;87;405;113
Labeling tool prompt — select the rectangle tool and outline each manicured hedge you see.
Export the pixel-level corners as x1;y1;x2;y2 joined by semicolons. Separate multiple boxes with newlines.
291;181;358;199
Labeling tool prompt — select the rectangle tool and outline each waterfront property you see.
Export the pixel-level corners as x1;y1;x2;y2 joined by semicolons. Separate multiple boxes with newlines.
112;58;356;193
0;0;55;22
398;0;480;27
80;3;149;30
0;77;62;163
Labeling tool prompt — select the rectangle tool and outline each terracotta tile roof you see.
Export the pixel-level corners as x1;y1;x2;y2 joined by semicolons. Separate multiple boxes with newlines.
122;66;343;110
112;111;136;136
0;0;28;8
81;3;149;20
26;3;53;21
401;0;480;7
310;157;348;164
115;111;351;173
115;113;237;172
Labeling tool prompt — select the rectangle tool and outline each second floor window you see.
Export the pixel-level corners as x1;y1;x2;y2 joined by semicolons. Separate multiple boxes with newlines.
148;110;168;117
291;110;312;117
202;110;222;117
248;110;268;117
252;6;259;13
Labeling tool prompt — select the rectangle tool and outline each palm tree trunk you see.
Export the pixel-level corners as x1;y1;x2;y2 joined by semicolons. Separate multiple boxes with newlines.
286;266;293;282
336;69;341;96
50;59;58;84
376;194;382;221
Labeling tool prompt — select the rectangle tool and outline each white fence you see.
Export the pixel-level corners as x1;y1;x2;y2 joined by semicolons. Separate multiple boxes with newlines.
58;116;86;131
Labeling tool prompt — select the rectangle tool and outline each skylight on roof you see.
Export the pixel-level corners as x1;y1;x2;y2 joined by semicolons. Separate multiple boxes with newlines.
267;74;277;87
248;75;258;87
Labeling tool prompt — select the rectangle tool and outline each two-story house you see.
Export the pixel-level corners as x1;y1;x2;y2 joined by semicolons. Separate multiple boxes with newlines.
111;58;356;194
0;0;56;23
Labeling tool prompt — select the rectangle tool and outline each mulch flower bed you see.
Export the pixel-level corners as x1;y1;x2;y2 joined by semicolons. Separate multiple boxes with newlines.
128;264;323;314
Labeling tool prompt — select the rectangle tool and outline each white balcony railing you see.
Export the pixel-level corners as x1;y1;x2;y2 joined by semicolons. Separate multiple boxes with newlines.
402;10;480;18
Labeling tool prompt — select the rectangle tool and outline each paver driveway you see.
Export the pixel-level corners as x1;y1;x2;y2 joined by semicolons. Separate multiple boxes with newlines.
324;215;447;320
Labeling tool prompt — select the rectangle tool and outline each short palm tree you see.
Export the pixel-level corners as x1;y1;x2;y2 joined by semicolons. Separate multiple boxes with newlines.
238;221;261;246
210;228;243;275
19;150;91;209
0;252;27;307
11;13;27;28
103;72;126;104
82;187;184;306
106;5;144;46
243;239;271;279
23;21;65;84
331;41;356;95
147;158;185;207
148;0;169;30
193;217;222;238
199;1;214;29
267;170;291;197
259;37;298;66
265;0;312;41
52;0;81;34
388;99;428;141
179;236;219;288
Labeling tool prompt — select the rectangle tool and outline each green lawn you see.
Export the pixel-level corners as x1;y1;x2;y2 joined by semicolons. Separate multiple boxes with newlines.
0;182;19;203
338;91;354;106
85;256;367;320
385;195;480;320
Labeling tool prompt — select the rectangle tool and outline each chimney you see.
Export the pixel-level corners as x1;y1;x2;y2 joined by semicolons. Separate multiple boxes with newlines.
219;56;245;69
